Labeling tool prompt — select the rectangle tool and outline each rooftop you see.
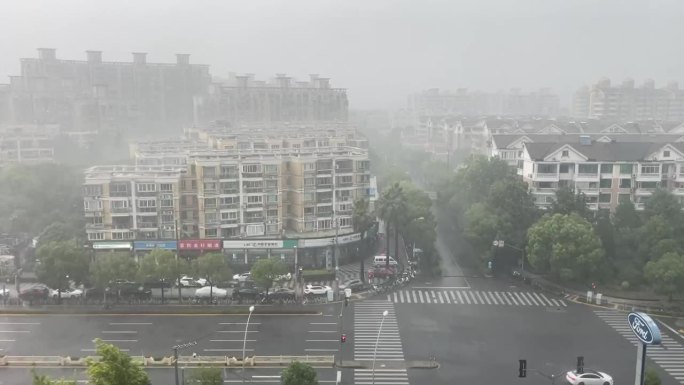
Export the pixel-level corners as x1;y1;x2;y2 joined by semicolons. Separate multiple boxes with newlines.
525;141;684;162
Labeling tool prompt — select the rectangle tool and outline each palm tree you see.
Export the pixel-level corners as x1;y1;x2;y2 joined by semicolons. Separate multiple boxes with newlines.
376;183;407;268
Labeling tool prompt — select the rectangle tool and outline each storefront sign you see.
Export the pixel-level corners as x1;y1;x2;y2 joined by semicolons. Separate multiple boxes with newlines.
178;239;222;251
92;242;132;250
224;240;283;249
300;238;334;248
133;241;177;251
338;233;362;245
628;312;661;345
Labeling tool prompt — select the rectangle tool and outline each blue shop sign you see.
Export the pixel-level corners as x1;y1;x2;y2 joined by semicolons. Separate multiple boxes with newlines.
627;312;661;345
133;241;178;251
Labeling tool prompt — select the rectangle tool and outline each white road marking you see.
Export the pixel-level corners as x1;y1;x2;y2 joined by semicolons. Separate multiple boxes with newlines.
101;331;137;334
108;322;152;325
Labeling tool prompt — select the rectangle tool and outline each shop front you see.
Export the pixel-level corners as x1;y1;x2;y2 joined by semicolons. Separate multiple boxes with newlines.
132;241;177;260
178;239;222;258
223;239;298;267
90;241;133;260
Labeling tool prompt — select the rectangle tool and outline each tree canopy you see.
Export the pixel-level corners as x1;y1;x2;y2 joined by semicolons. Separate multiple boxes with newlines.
90;252;138;288
281;361;319;385
86;339;150;385
644;252;684;301
35;240;90;290
250;257;288;294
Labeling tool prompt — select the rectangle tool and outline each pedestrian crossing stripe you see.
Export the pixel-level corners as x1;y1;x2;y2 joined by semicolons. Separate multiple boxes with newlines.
595;310;684;384
388;290;567;306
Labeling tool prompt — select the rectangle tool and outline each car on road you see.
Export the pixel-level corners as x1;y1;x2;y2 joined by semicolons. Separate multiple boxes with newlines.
274;272;292;282
565;370;613;385
108;280;152;300
339;279;364;292
368;267;395;279
194;286;227;298
232;286;262;300
304;284;332;295
19;284;50;301
50;288;83;299
0;287;10;298
233;272;251;282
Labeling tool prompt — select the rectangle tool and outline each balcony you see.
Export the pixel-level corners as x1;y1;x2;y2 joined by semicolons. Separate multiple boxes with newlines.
86;223;104;229
336;181;354;188
220;203;239;210
244;187;264;194
575;173;599;181
219;173;239;180
138;222;159;229
335;167;353;174
636;173;660;182
317;211;333;218
110;191;131;198
532;172;559;181
634;188;656;196
220;189;239;195
316;197;333;204
221;219;239;225
111;207;132;214
245;216;264;223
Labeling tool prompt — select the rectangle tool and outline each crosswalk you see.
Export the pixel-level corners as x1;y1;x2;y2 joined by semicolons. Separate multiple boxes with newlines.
595;310;684;384
388;289;567;307
353;300;409;385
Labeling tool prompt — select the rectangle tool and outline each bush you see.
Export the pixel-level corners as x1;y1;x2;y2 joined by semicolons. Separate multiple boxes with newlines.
645;368;661;385
559;268;574;281
302;269;335;282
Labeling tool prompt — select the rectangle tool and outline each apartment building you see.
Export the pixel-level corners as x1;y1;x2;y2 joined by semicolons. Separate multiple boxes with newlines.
196;74;348;124
4;48;211;133
83;166;185;241
573;78;684;121
0;124;59;165
521;136;684;211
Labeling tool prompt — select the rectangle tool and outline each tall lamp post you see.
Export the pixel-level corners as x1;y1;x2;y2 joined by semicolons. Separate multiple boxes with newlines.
172;340;197;385
242;305;255;385
371;310;389;385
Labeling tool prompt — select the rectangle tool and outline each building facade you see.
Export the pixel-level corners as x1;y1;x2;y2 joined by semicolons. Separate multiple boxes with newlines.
573;78;684;121
521;137;684;211
0;124;59;165
4;48;211;134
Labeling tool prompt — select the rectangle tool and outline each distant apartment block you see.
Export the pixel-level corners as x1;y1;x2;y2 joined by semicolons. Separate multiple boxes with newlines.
520;136;684;211
0;124;59;165
196;74;348;124
573;78;684;121
3;48;211;133
409;88;560;117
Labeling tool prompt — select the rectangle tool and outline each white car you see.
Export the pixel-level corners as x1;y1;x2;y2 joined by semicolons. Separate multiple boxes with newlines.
0;288;10;298
233;273;251;282
50;288;83;299
274;273;292;282
194;286;227;298
180;276;202;287
304;285;332;295
565;370;613;385
195;278;208;286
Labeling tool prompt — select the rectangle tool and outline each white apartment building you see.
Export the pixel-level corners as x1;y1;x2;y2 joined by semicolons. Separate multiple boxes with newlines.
83;166;184;241
521;137;684;211
0;124;59;165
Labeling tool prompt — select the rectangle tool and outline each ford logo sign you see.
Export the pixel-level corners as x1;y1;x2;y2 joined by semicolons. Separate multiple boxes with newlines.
627;312;661;345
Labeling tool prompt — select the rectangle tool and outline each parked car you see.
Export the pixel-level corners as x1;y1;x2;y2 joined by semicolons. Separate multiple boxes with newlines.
142;279;173;290
304;285;332;295
233;272;251;282
232;287;262;300
368;267;395;279
50;288;83;299
270;287;296;302
0;287;11;298
339;279;364;292
565;370;613;385
274;272;292;282
19;284;50;301
180;276;202;287
194;286;227;298
108;280;152;300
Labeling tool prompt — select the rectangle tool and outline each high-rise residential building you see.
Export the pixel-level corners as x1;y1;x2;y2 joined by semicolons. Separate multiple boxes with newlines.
195;74;348;124
83;165;185;241
0;124;59;165
573;78;684;121
4;48;211;134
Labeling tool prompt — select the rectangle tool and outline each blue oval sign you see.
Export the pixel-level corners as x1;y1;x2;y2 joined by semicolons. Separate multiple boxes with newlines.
627;312;661;345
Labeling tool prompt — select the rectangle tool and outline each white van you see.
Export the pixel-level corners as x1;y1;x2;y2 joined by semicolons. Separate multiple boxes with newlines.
373;255;398;267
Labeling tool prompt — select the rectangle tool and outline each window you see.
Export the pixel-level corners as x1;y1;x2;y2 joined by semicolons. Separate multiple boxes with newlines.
318;219;332;230
267;209;278;217
618;194;631;203
266;180;278;189
599;179;612;188
205;229;218;238
304;178;315;187
303;192;314;202
537;164;557;174
220;182;238;194
264;165;278;174
160;183;173;192
83;185;102;196
247;195;263;203
339;217;352;227
137;199;156;208
561;150;569;157
137;183;156;192
266;195;278;203
161;214;174;223
337;176;353;185
110;200;128;209
537;182;554;188
271;144;280;150
112;232;133;240
304;162;315;171
640;165;659;175
203;166;216;177
619;179;631;188
639;182;658;189
242;164;261;173
619;164;634;174
578;164;598;174
110;183;129;194
87;233;104;241
559;164;573;173
220;166;238;178
304;221;315;231
204;198;216;208
246;224;265;236
304;207;315;215
220;196;238;205
221;212;237;220
664;150;671;157
205;212;218;222
600;164;613;173
160;198;173;207
599;194;611;203
244;180;263;190
203;182;217;191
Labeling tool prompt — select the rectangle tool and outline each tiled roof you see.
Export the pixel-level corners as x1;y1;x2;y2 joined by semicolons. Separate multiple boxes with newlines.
525;141;671;162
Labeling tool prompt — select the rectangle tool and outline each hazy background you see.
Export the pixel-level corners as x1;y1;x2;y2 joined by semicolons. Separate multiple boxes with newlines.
1;0;683;109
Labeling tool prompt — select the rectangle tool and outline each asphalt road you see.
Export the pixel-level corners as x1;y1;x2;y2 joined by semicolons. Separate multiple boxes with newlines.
1;367;341;385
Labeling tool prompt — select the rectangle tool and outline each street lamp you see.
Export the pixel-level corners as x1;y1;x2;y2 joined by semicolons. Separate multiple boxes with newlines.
242;305;255;385
172;340;197;385
371;310;389;385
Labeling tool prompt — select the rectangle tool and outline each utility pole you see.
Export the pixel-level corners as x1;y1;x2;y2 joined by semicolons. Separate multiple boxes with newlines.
172;341;197;385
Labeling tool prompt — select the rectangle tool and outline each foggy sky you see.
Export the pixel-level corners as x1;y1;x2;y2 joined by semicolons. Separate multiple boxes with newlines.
2;0;683;109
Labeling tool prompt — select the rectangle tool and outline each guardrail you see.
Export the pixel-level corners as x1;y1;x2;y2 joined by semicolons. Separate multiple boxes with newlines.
0;355;335;368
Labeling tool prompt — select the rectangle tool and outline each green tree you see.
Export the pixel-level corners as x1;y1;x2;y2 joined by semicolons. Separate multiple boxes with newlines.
484;177;538;248
31;370;77;385
37;222;83;247
638;215;677;263
281;361;319;385
86;339;150;385
613;201;641;230
250;257;288;296
137;249;188;302
184;367;222;385
526;213;605;281
352;198;375;235
644;252;684;301
644;189;682;221
550;187;591;220
194;252;232;301
645;368;662;385
448;155;511;209
376;182;408;267
594;210;615;261
464;203;502;256
90;252;138;289
35;240;90;302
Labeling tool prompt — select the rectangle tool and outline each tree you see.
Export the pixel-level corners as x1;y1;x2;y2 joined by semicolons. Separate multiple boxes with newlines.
184;367;222;385
526;213;605;281
376;182;408;267
644;252;684;301
35;240;90;302
353;198;376;264
194;252;232;301
638;215;677;263
550;187;591;220
281;361;319;385
90;252;138;289
250;257;288;296
613;201;641;230
644;189;682;221
464;203;502;256
484;177;538;247
594;210;615;261
37;222;83;247
137;249;188;302
31;371;77;385
87;339;150;385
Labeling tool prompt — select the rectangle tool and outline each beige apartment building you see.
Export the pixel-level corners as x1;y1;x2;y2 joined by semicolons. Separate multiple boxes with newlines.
83;165;184;241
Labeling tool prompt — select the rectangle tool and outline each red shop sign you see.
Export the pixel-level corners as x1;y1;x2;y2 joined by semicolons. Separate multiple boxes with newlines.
178;239;222;251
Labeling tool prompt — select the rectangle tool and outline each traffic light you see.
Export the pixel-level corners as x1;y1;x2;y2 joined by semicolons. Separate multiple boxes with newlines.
577;356;584;374
341;334;347;343
518;359;527;378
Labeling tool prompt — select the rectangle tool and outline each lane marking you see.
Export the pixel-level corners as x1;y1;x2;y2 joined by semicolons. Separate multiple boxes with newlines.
217;330;258;333
306;340;337;342
309;323;336;325
305;349;337;352
0;331;30;333
210;339;255;342
102;339;137;342
308;330;336;333
108;322;152;325
0;322;40;325
101;331;137;334
82;348;129;352
412;286;470;289
0;339;16;342
219;322;261;325
203;348;253;352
